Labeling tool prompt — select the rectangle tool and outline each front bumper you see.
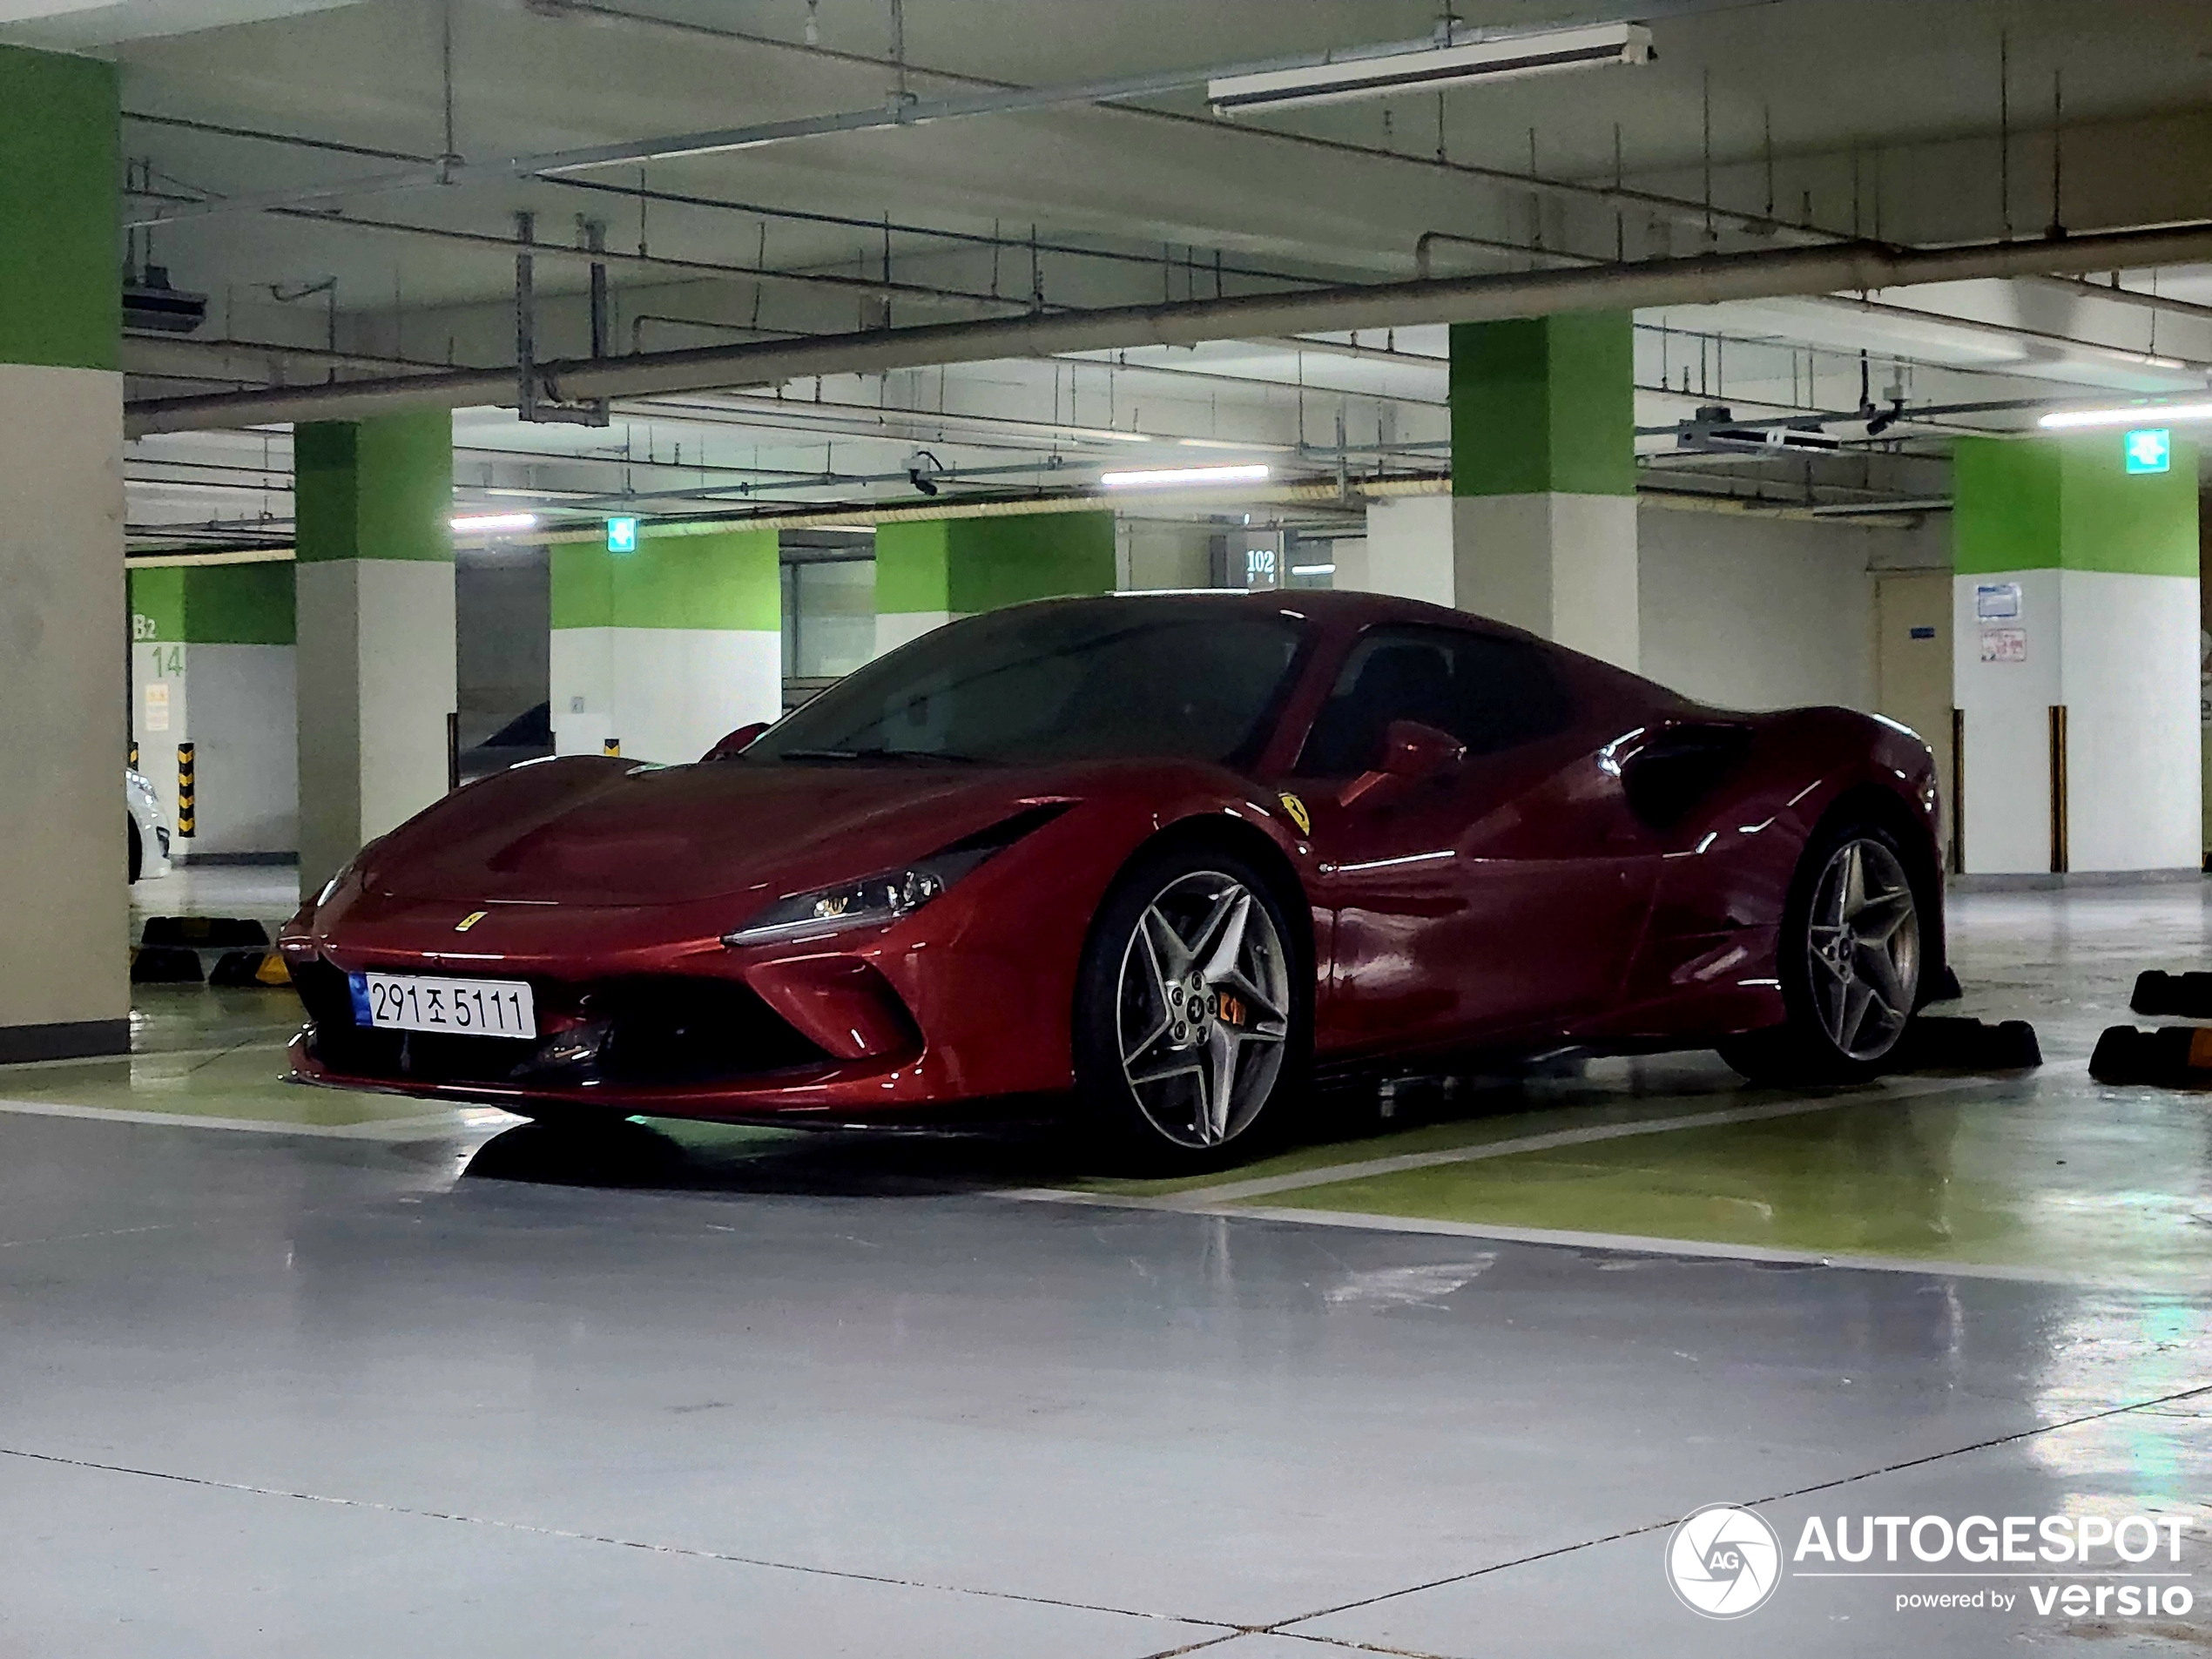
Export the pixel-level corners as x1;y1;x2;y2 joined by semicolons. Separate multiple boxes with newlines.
280;893;1078;1124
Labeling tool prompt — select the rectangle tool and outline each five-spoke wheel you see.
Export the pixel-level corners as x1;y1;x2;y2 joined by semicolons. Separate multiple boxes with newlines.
1804;836;1920;1062
1075;845;1307;1169
1720;819;1925;1083
1116;870;1293;1150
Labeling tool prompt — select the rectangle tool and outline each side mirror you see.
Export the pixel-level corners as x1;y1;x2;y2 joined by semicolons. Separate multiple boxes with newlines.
1339;719;1466;806
703;720;770;761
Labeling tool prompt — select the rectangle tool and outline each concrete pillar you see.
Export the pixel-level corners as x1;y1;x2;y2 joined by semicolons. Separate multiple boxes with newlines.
550;528;780;762
293;413;456;898
873;511;1116;655
1953;433;2202;875
0;45;125;1062
128;563;298;862
1449;314;1639;668
1344;496;1455;606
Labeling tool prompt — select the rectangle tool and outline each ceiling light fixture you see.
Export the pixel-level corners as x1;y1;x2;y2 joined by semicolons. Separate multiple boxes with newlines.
1100;463;1271;489
2040;401;2212;430
1207;23;1653;117
449;512;540;532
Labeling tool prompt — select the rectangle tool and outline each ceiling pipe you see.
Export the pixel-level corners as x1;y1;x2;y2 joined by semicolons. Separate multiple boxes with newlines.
2024;273;2212;326
125;222;2212;436
1805;292;2210;374
500;0;1822;246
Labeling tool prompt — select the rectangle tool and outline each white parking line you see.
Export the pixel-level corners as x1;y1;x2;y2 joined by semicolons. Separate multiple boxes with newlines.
0;1096;523;1142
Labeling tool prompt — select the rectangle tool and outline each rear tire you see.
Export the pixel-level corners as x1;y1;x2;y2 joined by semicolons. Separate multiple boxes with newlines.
1071;842;1311;1173
1719;819;1923;1085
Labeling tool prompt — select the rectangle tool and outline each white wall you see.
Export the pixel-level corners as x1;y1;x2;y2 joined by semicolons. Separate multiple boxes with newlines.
1121;522;1212;591
552;626;780;765
180;643;297;859
1345;496;1455;606
1636;504;1907;712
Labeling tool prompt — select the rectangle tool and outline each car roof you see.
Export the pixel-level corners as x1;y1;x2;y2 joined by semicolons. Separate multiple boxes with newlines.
1009;585;1541;641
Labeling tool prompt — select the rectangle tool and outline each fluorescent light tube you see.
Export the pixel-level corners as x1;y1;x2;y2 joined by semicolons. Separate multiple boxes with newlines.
450;512;541;531
1100;463;1271;489
1290;563;1337;577
2039;402;2212;430
1209;24;1653;117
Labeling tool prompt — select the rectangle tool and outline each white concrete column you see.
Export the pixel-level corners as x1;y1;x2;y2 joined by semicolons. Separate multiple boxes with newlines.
1952;435;2202;876
293;413;457;897
1447;314;1639;668
0;45;127;1062
1341;496;1455;606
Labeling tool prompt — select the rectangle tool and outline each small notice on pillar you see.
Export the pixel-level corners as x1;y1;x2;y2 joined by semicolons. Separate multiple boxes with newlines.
1975;582;2023;621
1980;627;2027;663
145;682;171;732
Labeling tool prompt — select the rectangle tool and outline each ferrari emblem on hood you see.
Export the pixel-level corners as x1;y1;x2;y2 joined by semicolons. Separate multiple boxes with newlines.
454;910;489;933
1278;793;1311;836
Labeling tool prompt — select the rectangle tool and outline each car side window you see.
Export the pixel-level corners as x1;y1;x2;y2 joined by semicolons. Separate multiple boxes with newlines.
1294;625;1575;776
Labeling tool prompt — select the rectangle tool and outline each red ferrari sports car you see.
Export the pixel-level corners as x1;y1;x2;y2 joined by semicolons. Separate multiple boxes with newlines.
283;590;1944;1168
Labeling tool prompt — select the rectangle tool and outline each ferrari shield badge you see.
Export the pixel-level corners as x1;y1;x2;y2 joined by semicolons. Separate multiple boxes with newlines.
1278;792;1312;836
454;910;489;933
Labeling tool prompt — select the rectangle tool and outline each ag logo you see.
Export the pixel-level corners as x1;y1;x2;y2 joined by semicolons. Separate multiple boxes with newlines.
1666;1505;1781;1619
1278;792;1312;835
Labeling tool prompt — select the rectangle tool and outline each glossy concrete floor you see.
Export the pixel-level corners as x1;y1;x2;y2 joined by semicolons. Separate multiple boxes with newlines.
1;877;2208;1654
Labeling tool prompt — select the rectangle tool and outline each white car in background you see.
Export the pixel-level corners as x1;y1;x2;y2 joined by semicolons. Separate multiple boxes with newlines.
128;768;172;883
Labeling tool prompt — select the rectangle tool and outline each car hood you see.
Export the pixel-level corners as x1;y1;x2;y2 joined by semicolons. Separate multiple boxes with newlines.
360;755;1097;908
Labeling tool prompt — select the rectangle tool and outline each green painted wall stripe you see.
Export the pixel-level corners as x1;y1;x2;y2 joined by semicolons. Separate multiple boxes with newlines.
1451;313;1634;498
295;412;454;563
552;528;779;630
876;512;1115;614
2059;432;2199;577
0;45;118;373
1955;433;2198;577
129;568;186;644
129;563;295;644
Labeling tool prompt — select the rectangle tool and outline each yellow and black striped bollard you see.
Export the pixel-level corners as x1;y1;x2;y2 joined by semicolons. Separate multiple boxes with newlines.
175;741;195;838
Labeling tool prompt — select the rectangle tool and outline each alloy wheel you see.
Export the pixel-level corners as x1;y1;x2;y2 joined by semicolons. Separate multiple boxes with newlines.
1116;871;1292;1149
1805;837;1920;1062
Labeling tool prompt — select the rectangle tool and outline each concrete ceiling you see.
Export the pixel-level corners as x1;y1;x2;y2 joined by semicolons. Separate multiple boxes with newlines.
54;0;2212;544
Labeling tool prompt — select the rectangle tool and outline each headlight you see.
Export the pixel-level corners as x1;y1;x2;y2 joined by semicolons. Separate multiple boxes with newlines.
719;804;1075;949
721;853;989;948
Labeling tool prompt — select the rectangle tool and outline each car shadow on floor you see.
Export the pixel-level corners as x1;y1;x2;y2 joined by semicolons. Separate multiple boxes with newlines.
453;1052;1752;1198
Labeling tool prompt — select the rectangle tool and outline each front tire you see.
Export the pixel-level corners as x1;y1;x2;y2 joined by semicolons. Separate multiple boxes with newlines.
1720;821;1923;1084
127;818;143;885
1072;843;1310;1172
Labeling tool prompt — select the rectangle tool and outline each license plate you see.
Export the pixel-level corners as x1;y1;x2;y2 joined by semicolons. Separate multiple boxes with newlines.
349;972;536;1039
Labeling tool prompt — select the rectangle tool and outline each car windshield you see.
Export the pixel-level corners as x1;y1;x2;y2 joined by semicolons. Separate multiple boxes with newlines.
745;600;1306;768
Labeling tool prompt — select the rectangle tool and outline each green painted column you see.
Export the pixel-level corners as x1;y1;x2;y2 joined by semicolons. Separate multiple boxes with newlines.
0;44;125;1061
1952;431;2201;874
1449;313;1638;667
128;563;299;862
293;411;456;895
873;511;1116;655
550;527;780;760
1353;314;1637;663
